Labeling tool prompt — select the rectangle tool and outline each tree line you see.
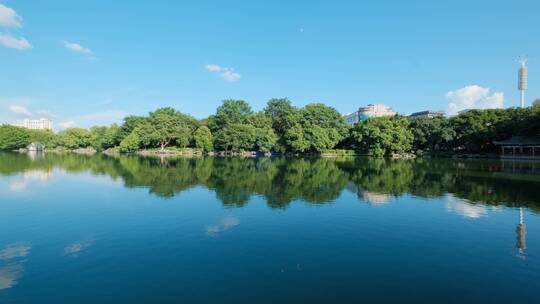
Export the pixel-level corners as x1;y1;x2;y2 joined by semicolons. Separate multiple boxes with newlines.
1;98;539;155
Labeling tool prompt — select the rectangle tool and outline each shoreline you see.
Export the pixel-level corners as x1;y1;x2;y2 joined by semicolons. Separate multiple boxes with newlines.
13;147;533;160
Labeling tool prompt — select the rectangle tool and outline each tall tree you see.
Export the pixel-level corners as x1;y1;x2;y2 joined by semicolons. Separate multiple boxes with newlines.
264;98;295;132
211;100;253;131
119;115;148;141
194;126;214;152
119;131;141;152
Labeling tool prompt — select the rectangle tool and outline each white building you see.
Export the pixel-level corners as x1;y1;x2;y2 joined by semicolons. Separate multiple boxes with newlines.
15;119;53;130
359;104;397;118
343;104;397;125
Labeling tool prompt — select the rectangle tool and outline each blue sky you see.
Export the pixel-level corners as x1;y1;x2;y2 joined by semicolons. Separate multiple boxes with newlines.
1;0;539;129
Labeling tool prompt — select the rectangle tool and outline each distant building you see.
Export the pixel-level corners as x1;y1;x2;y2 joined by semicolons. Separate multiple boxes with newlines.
343;104;397;126
359;104;397;118
343;112;361;125
15;119;53;130
409;110;445;119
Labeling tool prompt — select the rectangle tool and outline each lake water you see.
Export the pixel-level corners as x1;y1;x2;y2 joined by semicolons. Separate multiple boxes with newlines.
0;152;539;303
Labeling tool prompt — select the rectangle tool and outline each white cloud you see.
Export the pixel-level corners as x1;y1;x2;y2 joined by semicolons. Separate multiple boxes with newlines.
0;4;22;28
205;64;222;72
9;105;32;116
205;64;241;82
446;85;504;115
221;70;241;82
0;33;31;50
62;41;92;55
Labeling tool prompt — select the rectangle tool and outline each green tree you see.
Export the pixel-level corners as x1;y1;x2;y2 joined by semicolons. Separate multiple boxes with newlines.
55;128;92;149
0;125;31;150
301;103;349;140
284;123;309;152
211;99;253;131
214;123;256;152
119;131;141;152
102;124;121;149
248;112;278;153
352;117;413;157
27;129;56;148
90;126;109;150
119;115;148;141
281;103;349;152
410;117;455;152
450;109;510;152
148;107;198;150
194;126;213;152
264;98;295;133
254;128;278;153
135;123;159;148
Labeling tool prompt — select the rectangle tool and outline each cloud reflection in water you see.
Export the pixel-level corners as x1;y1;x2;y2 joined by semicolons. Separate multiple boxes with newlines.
206;217;240;236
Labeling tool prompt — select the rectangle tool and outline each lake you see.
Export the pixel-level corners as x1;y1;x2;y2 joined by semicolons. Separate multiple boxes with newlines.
0;152;539;303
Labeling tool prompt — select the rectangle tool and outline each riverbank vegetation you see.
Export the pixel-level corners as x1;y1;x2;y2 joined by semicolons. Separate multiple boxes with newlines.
1;98;539;156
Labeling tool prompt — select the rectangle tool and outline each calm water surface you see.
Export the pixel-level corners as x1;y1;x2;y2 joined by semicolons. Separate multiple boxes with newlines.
0;152;539;303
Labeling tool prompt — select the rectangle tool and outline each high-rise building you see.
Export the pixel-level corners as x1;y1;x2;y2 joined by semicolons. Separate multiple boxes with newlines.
15;118;53;130
343;104;397;125
518;57;528;108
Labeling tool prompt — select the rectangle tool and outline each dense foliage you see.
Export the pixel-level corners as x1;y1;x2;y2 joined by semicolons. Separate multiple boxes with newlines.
352;116;413;156
0;125;31;150
1;98;539;155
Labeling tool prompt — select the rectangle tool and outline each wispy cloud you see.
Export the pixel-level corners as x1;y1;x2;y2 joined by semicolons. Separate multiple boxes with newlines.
0;243;31;260
6;104;55;119
64;239;93;256
0;33;31;50
205;64;241;82
9;105;32;116
62;41;92;55
206;217;240;236
0;4;22;28
0;264;23;290
0;242;30;290
446;85;504;115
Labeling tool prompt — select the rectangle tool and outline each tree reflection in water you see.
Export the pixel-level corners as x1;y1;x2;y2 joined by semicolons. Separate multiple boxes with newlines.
1;152;539;212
